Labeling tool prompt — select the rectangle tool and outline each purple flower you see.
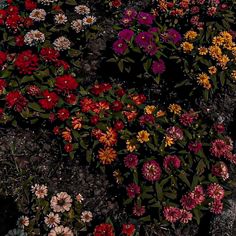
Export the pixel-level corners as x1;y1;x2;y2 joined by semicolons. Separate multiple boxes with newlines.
152;59;166;74
120;17;133;26
137;12;154;25
113;39;128;55
166;29;182;44
135;32;153;48
149;27;160;34
124;8;137;19
144;42;158;56
118;29;134;41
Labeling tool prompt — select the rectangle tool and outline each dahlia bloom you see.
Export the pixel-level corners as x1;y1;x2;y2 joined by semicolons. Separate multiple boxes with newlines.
207;183;224;200
137;12;154;25
118;29;134;41
152;59;166;74
113;39;128;55
142;160;162;182
180;209;193;223
93;223;115;236
126;183;141;198
50;192;72;213
132;203;145;216
124;154;138;168
163;155;181;171
55;75;78;93
188;141;202;154
39;90;59;110
163;206;181;223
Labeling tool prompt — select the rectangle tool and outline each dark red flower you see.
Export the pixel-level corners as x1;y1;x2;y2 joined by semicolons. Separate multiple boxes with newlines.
15;50;38;74
25;0;37;11
57;108;70;121
40;48;60;62
139;114;155;125
90;115;99;125
126;183;141;198
6;91;28;112
131;94;146;105
0;51;7;66
0;10;7;25
111;0;122;8
116;88;126;97
112;100;123;111
0;108;4;117
65;94;77;105
114;120;124;131
163;155;181;171
23;17;33;28
15;35;24;47
188;142;202;154
49;112;56;122
122;224;135;236
5;14;21;31
64;143;73;153
124;154;138;168
93;223;115;236
54;59;70;70
53;126;60;135
80;97;95;113
0;78;7;93
213;123;225;134
55;75;78;93
39;90;59;110
27;85;40;96
7;6;19;15
180;110;198;126
91;83;112;95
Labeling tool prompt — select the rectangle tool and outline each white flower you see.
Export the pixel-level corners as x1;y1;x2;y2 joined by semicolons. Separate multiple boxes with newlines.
71;19;83;33
24;30;45;46
48;225;74;236
74;5;90;15
31;184;48;198
81;211;93;223
17;216;29;229
54;13;68;25
29;9;46;21
76;193;84;203
53;37;71;51
44;212;61;228
82;16;96;26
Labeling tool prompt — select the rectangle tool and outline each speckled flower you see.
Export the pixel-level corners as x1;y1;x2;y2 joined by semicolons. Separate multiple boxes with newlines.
29;9;46;21
31;184;48;199
207;183;224;200
163;206;181;223
50;192;72;213
74;5;90;15
81;211;93;223
54;13;68;25
142;160;161;182
53;37;71;51
82;16;96;25
24;30;45;46
17;216;29;229
44;212;61;228
71;19;83;33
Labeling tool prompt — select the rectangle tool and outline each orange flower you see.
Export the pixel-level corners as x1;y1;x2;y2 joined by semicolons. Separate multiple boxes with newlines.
71;117;82;130
98;147;117;164
62;128;72;143
156;110;166;117
99;128;117;147
123;111;138;122
164;135;174;147
126;140;137;152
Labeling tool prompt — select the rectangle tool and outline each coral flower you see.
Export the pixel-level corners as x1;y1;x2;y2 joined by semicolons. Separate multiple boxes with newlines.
50;192;72;213
98;147;117;164
142;160;162;182
137;130;150;143
62;128;72;143
72;117;82;130
99;128;117;147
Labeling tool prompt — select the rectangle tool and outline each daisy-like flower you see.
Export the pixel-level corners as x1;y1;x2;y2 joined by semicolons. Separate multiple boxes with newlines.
180;209;193;223
31;184;48;199
168;104;182;115
76;193;84;203
198;47;208;55
132;203;145;216
98;147;117;164
81;211;93;223
82;16;96;26
17;216;29;229
44;212;61;228
197;72;212;89
53;37;71;51
48;225;74;236
126;140;137;152
50;192;72;213
137;130;150;143
208;66;217;75
24;30;45;46
181;42;194;53
54;13;68;25
144;105;156;114
207;183;224;200
99;128;117;147
71;19;83;33
142;160;162;182
29;9;46;21
74;5;90;15
184;30;198;40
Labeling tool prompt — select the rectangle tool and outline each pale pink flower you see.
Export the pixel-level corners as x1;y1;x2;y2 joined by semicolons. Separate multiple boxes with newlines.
31;184;48;199
17;216;29;228
48;225;74;236
50;192;72;213
44;212;61;228
76;193;84;203
81;211;93;223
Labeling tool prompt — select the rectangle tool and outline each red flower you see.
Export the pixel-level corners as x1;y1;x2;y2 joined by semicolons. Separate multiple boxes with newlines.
116;88;126;97
180;210;192;224
0;51;7;66
27;85;41;96
53;126;60;135
5;14;21;31
211;161;229;180
209;200;223;214
207;183;224;200
131;94;146;105
126;183;141;199
132;204;145;217
15;50;38;74
65;94;77;105
111;0;122;8
0;10;7;25
64;143;73;153
54;59;70;70
179;110;198;126
188;141;202;154
80;97;95;113
163;155;181;171
15;35;24;47
0;108;4;117
122;224;135;236
124;154;138;169
93;223;115;236
114;120;124;131
55;75;78;93
90;83;112;95
181;193;197;211
90;115;99;125
6;90;28;112
139;114;155;125
210;139;232;158
39;90;59;110
49;113;56;122
213;123;225;133
23;17;33;28
25;0;37;11
163;206;181;223
57;108;70;121
112;100;123;111
40;48;60;62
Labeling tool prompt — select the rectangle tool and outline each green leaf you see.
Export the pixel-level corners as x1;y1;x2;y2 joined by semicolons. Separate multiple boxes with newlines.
118;60;124;72
28;102;44;112
178;171;191;187
155;183;163;201
66;0;77;5
193;208;202;225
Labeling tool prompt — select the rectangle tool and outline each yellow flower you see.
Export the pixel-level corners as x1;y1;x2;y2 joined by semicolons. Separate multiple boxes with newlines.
208;66;217;75
197;73;212;90
126;140;137;152
231;70;236;81
156;110;166;117
208;45;222;59
164;135;174;147
144;105;156;114
198;47;208;55
137;130;150;143
212;36;224;46
184;31;198;40
168;104;182;115
217;54;230;69
181;42;194;53
220;31;233;42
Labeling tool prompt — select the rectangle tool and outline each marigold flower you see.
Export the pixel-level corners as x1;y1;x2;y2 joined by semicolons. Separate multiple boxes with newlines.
181;42;194;53
184;30;198;40
212;36;224;46
164;135;174;147
198;47;208;55
98;147;117;164
144;105;156;114
208;66;217;75
208;45;222;59
137;130;150;143
197;73;212;90
168;104;182;115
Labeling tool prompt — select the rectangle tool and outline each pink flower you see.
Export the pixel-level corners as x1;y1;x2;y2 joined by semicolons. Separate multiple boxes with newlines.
188;142;202;154
210;139;232;158
193;185;205;205
50;192;72;213
124;8;137;19
126;183;141;198
211;162;229;180
209;200;223;214
142;160;162;182
207;183;224;200
180;210;193;223
132;204;145;216
143;42;158;56
135;32;153;48
118;29;134;41
179;110;198;126
163;206;181;223
113;39;128;55
152;59;166;74
213;123;225;133
137;12;154;25
181;193;197;211
163;155;181;171
166;126;183;141
124;154;138;168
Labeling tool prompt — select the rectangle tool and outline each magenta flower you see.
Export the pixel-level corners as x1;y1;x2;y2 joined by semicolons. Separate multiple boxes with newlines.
166;126;184;141
143;42;158;56
124;8;137;19
166;29;182;44
163;155;181;171
126;183;141;199
132;204;145;216
137;12;154;25
124;154;138;168
188;141;202;154
152;59;166;74
135;32;153;48
142;160;161;182
118;29;134;41
113;39;128;55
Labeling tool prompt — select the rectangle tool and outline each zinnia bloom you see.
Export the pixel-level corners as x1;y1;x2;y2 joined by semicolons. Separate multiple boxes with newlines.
166;126;183;141
135;32;153;48
163;155;181;171
132;203;145;216
152;59;166;74
181;193;197;210
210;139;232;158
113;39;128;55
39;90;59;110
98;128;117;147
207;183;224;200
163;206;181;223
55;74;78;93
180;210;193;223
188;141;202;154
124;154;138;168
40;47;59;62
48;225;74;236
211;161;229;180
126;183;141;199
142;160;162;181
137;130;150;143
31;184;48;199
166;28;182;44
168;104;182;115
137;12;154;25
50;192;72;213
44;212;61;228
98;147;117;164
6;91;28;112
209;200;223;214
118;29;134;41
81;211;93;223
93;223;115;236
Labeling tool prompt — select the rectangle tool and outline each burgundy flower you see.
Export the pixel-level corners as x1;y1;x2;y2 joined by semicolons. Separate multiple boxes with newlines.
181;193;197;211
114;120;124;131
118;29;134;41
126;183;141;198
64;143;73;153
113;39;128;55
163;206;181;223
27;85;41;96
137;12;154;25
112;100;123;111
209;200;223;214
124;8;137;19
188;142;202;154
142;160;162;182
143;42;158;56
179;110;198;126
193;185;205;205
132;204;145;217
124;154;138;169
152;59;166;74
207;183;224;200
211;162;229;180
166;126;183;141
139;114;155;125
213;123;225;133
210;139;232;158
6;91;28;112
166;29;182;44
163;155;181;171
40;48;59;62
